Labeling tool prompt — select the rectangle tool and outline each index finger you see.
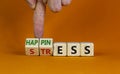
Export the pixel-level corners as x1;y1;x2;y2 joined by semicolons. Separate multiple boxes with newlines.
34;0;46;38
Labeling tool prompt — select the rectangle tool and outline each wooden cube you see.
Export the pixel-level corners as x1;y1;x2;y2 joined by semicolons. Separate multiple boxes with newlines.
80;42;94;56
25;38;39;55
67;42;80;56
53;42;67;56
39;38;53;56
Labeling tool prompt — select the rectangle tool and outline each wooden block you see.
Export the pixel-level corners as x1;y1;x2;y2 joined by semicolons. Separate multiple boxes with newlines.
53;42;67;56
67;42;80;56
80;42;94;56
25;38;39;56
39;38;53;56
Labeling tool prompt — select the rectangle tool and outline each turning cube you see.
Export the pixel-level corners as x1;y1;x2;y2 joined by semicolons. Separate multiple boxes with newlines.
67;42;81;56
25;38;39;55
80;42;94;56
39;38;53;56
53;42;67;56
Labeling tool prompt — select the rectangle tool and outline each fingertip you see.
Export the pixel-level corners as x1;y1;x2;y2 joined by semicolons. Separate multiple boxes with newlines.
31;4;36;9
26;0;36;9
51;6;62;12
48;0;62;12
34;30;44;38
62;0;72;6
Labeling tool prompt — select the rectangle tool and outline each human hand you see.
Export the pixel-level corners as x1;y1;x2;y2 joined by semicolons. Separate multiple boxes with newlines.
26;0;72;38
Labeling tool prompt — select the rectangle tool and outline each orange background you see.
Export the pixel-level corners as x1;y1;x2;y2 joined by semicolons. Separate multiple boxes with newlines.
0;0;120;74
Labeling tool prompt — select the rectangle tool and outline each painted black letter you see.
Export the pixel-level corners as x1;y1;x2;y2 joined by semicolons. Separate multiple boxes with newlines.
58;46;63;54
85;46;90;54
71;46;77;54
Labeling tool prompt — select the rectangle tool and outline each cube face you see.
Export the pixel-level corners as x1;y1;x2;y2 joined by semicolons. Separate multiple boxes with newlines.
25;48;39;55
67;43;80;56
40;48;52;56
25;38;39;48
25;38;39;55
39;38;53;56
80;42;94;56
53;42;67;56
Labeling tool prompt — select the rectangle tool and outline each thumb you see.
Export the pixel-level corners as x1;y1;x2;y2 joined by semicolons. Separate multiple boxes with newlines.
34;0;46;38
26;0;36;9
